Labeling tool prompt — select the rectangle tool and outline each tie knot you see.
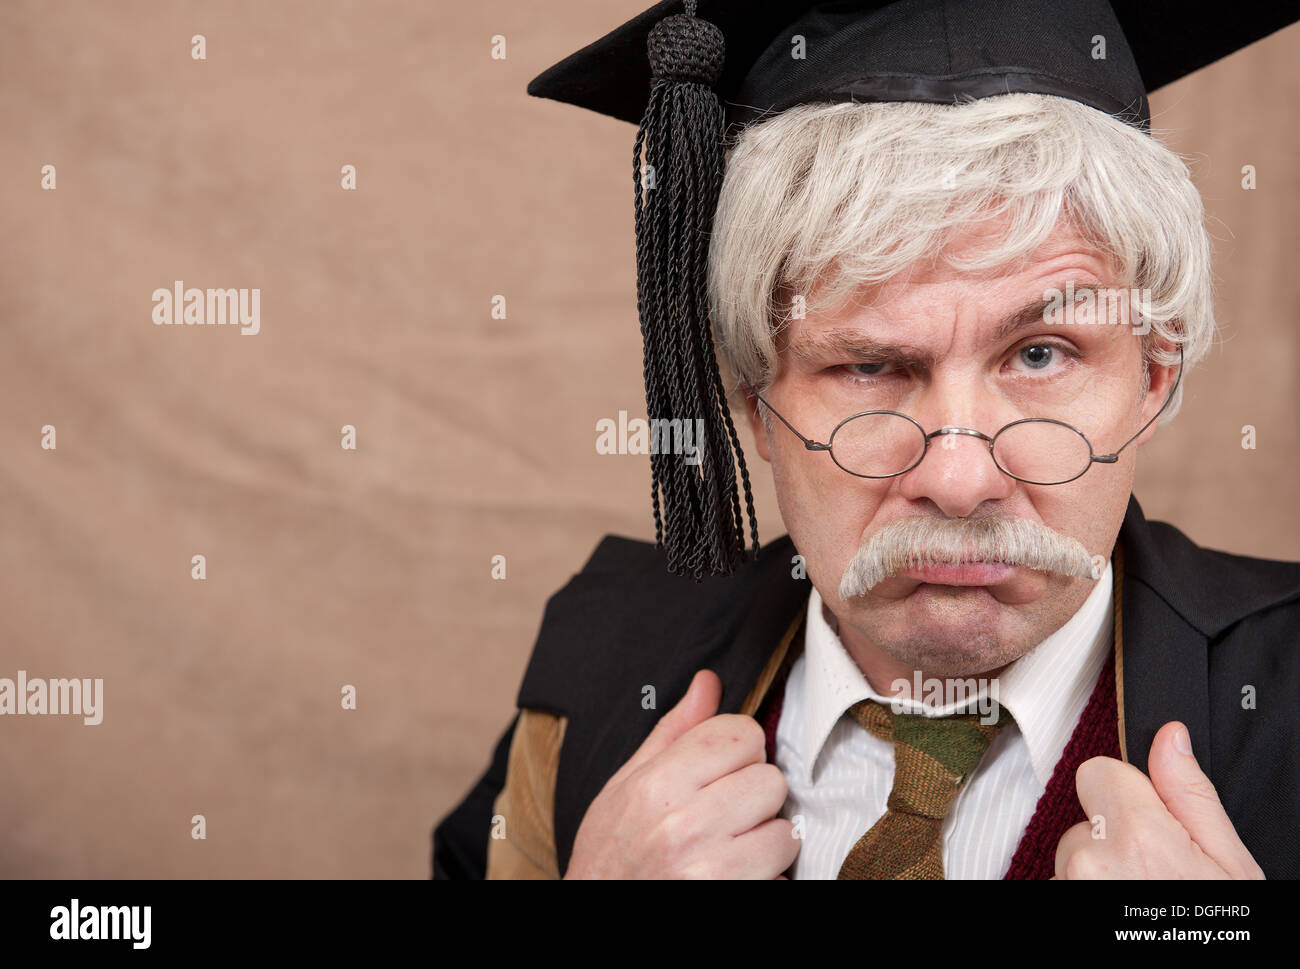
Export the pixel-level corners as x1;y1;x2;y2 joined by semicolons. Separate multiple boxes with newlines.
846;697;1015;819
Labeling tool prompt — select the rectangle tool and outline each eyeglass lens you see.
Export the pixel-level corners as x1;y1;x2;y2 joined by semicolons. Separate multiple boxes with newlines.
828;412;1093;484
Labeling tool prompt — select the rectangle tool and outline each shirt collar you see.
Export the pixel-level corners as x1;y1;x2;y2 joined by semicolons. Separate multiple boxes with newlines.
800;562;1114;787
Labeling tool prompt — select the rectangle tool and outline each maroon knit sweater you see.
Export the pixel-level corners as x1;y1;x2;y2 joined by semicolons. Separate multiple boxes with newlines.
757;646;1121;879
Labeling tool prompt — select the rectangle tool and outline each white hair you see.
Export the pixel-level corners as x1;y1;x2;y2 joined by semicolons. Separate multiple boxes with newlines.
839;515;1096;599
708;93;1215;420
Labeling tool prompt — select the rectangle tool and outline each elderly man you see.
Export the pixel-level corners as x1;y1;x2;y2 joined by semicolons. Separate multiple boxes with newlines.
433;0;1300;880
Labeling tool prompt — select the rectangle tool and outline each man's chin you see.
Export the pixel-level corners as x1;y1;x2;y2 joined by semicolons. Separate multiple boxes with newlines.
834;576;1053;677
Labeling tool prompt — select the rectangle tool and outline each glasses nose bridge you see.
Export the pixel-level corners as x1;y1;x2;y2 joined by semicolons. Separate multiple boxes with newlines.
925;424;996;448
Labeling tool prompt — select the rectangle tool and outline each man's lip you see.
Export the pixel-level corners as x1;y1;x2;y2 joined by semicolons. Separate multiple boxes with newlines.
896;562;1017;586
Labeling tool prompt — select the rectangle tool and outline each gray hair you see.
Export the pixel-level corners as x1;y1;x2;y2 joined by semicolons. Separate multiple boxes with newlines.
839;515;1096;599
708;93;1215;420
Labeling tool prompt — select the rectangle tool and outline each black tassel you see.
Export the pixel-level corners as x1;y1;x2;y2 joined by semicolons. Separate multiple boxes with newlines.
633;0;760;581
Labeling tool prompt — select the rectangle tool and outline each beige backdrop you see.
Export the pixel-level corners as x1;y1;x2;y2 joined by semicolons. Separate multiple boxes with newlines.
0;1;1296;878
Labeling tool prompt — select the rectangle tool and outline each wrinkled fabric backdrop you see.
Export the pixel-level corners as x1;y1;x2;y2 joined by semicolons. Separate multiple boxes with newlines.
1;1;1297;877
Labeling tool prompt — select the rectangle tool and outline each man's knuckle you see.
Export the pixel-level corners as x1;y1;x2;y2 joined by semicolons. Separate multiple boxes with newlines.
707;714;766;752
634;769;672;808
740;719;768;758
1065;851;1099;880
1075;755;1115;786
657;808;701;848
1183;777;1224;809
678;858;716;880
755;762;788;795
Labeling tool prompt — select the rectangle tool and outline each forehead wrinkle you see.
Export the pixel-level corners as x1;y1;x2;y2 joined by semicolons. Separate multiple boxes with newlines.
783;276;1107;370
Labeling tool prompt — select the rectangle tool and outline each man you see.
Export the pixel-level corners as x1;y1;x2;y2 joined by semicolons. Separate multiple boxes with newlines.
433;0;1300;879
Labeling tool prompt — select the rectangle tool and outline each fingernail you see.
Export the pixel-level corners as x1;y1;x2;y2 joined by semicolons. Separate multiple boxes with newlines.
1174;726;1193;756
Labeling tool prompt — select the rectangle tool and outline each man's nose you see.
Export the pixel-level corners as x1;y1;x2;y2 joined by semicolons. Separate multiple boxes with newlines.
896;407;1015;516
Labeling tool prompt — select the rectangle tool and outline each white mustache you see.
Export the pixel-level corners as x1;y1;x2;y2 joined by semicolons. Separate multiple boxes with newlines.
839;515;1096;599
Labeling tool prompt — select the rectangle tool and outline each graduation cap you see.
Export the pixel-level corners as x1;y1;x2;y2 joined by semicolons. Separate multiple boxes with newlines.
528;0;1299;581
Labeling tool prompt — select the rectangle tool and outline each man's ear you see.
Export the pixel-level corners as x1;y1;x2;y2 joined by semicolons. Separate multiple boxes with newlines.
736;383;772;463
1133;339;1181;448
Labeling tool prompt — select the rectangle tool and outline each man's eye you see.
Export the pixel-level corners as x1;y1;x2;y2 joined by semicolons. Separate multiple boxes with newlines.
1015;344;1056;371
844;361;894;378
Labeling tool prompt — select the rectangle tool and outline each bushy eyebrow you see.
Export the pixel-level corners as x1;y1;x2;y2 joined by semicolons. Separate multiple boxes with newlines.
786;330;935;370
993;296;1066;342
786;285;1094;369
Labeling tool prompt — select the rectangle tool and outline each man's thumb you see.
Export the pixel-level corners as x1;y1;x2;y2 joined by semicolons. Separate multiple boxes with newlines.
1147;721;1263;879
621;670;722;773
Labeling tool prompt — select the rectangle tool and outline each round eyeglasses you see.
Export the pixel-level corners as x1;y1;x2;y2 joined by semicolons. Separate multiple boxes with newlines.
752;346;1183;486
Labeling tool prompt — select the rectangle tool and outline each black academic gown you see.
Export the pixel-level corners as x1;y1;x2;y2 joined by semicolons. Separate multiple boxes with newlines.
432;495;1300;879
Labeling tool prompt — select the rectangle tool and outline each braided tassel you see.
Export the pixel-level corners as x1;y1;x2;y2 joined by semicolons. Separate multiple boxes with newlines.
633;1;759;581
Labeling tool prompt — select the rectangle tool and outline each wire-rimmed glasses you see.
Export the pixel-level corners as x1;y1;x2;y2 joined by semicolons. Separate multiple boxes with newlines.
751;346;1184;486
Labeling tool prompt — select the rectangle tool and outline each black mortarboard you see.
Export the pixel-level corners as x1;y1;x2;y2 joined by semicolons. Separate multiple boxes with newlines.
527;0;1299;581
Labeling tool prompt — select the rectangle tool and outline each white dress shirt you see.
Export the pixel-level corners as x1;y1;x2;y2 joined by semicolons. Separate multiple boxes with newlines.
778;562;1114;879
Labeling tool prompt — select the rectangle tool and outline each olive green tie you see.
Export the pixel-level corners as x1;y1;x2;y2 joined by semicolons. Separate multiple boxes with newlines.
837;698;1015;880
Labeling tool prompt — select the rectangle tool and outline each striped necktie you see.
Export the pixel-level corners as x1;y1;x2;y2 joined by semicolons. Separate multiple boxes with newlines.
837;697;1015;879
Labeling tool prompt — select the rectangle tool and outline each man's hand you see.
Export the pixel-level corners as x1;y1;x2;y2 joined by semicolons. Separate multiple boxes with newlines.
564;669;799;879
1054;721;1265;879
